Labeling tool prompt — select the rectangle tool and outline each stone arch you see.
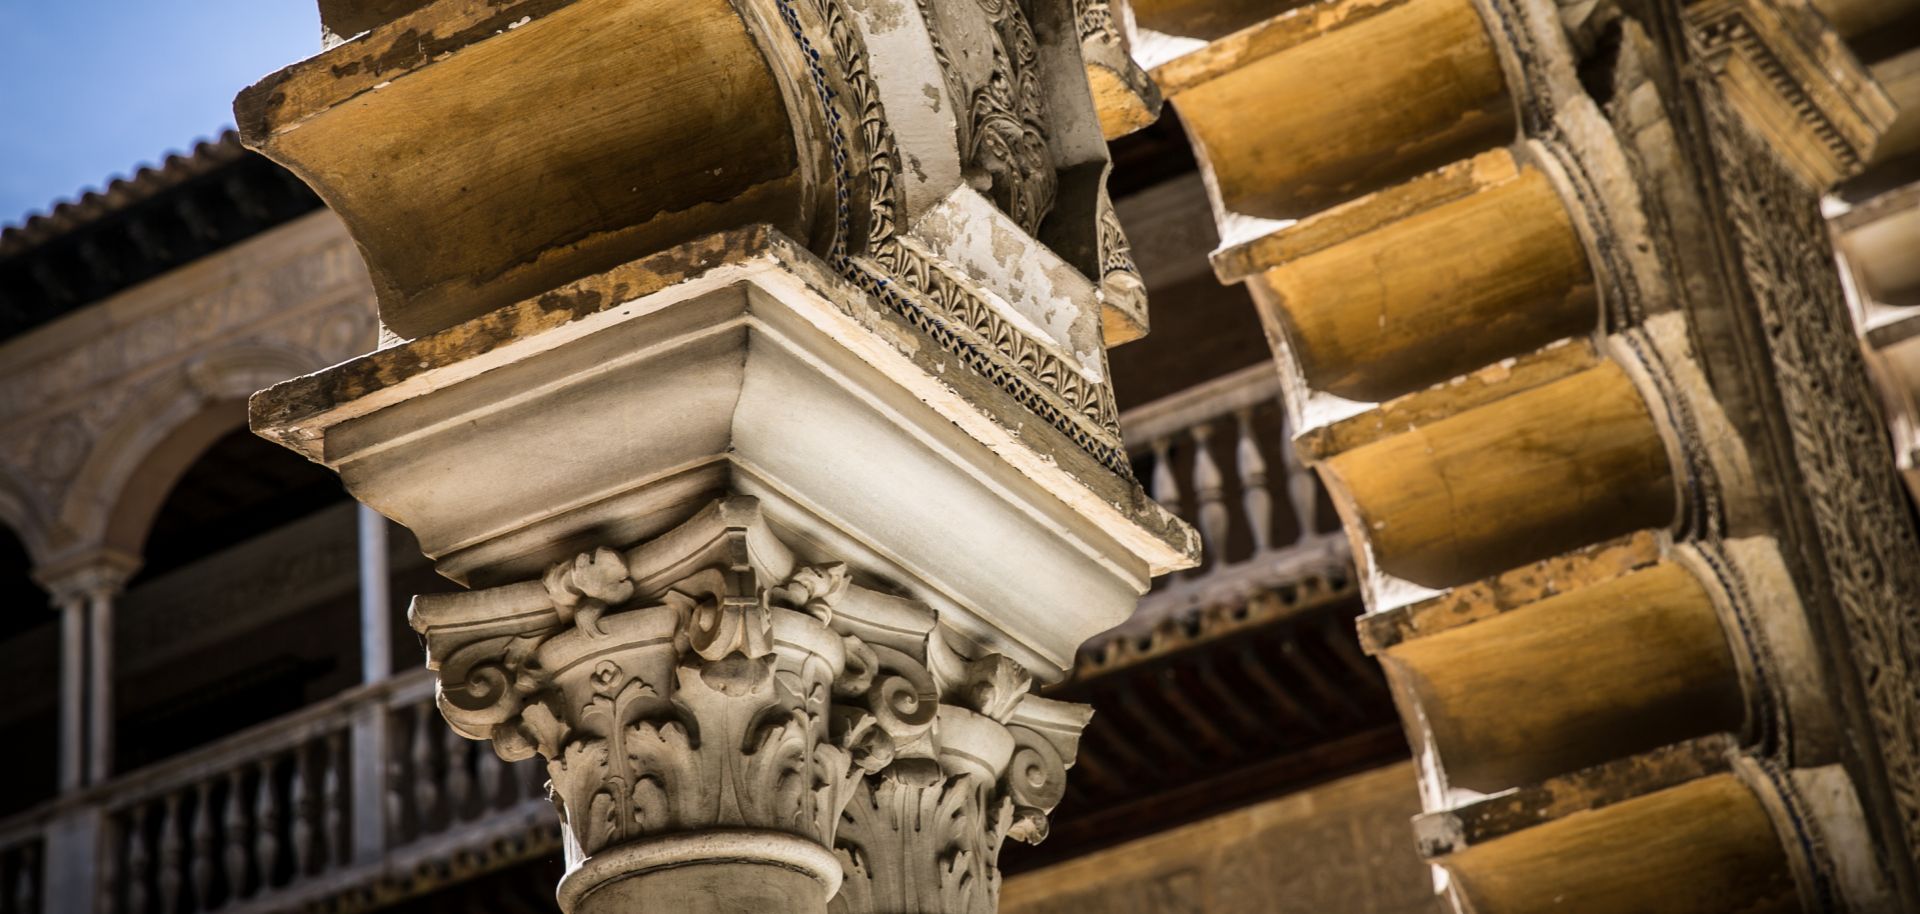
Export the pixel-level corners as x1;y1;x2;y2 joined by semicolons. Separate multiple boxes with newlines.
0;467;53;569
57;342;328;561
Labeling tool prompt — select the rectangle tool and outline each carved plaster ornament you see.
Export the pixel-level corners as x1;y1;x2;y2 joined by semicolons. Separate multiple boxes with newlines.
412;498;1088;913
964;0;1057;237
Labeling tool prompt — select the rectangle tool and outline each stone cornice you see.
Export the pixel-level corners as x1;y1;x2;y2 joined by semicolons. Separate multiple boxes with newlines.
247;228;1195;655
1683;0;1897;186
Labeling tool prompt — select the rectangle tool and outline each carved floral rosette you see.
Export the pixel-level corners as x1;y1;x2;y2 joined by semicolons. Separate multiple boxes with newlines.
409;497;1090;912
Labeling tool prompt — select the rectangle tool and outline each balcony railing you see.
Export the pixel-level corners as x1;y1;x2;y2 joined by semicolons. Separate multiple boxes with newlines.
0;360;1352;914
1116;363;1347;635
0;820;41;914
2;669;554;914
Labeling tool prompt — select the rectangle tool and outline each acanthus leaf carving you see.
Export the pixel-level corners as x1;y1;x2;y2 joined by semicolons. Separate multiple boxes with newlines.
411;498;1089;912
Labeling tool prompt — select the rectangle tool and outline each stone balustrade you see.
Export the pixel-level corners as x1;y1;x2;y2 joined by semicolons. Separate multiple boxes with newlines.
1116;363;1349;625
103;715;353;914
0;668;551;914
1123;364;1324;570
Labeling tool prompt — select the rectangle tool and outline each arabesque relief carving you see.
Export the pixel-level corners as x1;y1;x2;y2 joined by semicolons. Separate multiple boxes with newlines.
964;0;1057;237
412;498;1089;911
790;0;1131;470
1705;93;1920;875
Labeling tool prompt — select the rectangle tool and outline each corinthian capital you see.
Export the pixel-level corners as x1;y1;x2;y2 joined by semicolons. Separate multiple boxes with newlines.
411;498;1088;913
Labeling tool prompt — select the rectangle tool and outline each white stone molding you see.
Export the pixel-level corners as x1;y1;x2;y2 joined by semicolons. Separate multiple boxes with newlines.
411;497;1088;914
253;229;1194;677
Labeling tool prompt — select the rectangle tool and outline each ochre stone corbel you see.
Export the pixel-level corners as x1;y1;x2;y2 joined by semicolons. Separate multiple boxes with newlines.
1141;0;1908;903
1417;735;1894;912
1071;0;1165;140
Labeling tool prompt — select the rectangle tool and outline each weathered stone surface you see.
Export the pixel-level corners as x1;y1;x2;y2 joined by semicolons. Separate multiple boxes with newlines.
239;0;1153;364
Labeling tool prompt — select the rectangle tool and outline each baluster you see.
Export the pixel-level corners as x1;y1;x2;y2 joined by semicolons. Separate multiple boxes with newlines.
1278;410;1317;536
1148;436;1179;512
321;731;345;869
221;769;247;901
157;793;182;914
475;738;506;811
289;748;314;877
384;747;407;846
251;760;278;889
412;704;441;834
1190;422;1229;568
14;841;38;914
1234;407;1273;552
126;805;150;914
190;784;215;910
441;720;472;822
95;817;117;914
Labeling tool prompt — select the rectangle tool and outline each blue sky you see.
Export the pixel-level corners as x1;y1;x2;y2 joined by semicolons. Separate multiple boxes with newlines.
0;2;321;227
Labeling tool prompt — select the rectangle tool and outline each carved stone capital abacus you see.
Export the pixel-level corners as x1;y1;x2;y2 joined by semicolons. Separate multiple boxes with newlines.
412;498;1088;913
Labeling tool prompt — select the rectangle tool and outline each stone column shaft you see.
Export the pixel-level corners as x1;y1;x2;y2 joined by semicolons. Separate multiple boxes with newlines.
85;585;113;784
41;555;136;790
357;503;391;684
55;593;85;793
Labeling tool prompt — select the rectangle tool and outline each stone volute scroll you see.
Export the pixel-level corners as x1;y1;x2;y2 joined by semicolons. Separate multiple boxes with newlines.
413;498;1092;914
